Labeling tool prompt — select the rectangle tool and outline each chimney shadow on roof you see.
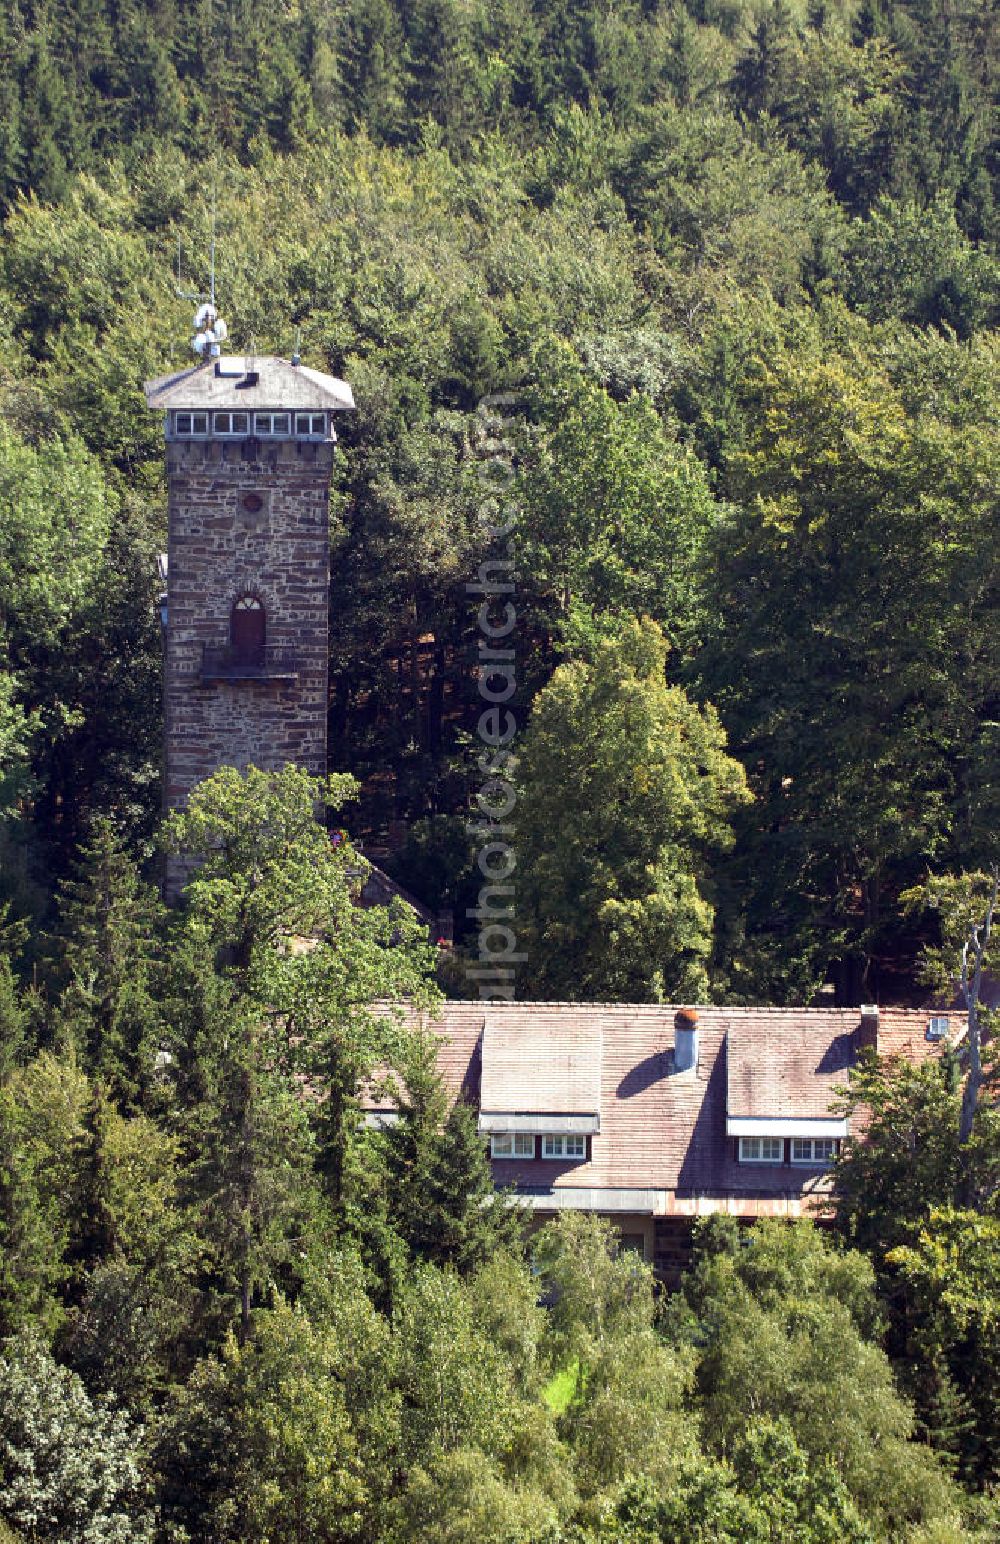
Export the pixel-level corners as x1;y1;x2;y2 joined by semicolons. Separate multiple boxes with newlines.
675;1042;727;1198
617;1051;669;1098
815;1032;856;1077
459;1036;482;1105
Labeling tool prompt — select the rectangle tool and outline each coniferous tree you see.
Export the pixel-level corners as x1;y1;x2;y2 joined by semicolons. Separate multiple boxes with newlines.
52;818;164;1108
382;1034;518;1272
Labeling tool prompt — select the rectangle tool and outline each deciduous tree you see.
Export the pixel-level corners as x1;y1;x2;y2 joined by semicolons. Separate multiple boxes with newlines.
517;618;750;1000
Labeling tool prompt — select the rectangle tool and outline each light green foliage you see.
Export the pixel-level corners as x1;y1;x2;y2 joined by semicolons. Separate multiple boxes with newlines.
395;1262;521;1461
0;412;159;874
602;1418;874;1542
0;422;112;657
156;1293;390;1544
0;422;119;848
395;1446;568;1544
165;764;367;966
602;1459;771;1543
0;1050;88;1338
890;1210;1000;1489
0;1332;154;1543
728;1419;873;1543
566;1335;696;1498
534;1213;658;1368
520;341;718;648
466;1251;545;1395
517;618;750;999
2;174;171;473
832;1052;965;1258
681;1219;965;1536
534;1214;696;1498
392;1262;575;1538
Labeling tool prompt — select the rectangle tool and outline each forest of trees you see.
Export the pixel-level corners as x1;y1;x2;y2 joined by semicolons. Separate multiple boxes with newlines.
1;0;999;1537
0;763;997;1542
1;0;999;1001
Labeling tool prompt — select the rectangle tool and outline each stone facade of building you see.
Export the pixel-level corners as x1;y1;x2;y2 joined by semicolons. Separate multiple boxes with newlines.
162;434;333;809
145;356;355;848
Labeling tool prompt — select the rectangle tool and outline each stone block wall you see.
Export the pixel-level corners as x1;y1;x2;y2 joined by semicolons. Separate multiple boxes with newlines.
163;435;334;815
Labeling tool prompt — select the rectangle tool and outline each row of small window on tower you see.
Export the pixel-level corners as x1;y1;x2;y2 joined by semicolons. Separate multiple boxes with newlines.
737;1136;839;1166
170;410;329;439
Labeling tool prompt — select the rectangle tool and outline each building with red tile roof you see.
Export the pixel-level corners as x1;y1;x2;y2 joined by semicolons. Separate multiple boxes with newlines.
369;999;952;1281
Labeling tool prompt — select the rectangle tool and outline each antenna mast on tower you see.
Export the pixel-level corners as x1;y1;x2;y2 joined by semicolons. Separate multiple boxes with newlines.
175;189;227;361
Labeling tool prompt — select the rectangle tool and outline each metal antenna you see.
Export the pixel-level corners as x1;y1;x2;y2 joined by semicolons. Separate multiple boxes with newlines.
209;186;216;309
174;188;217;305
176;188;228;362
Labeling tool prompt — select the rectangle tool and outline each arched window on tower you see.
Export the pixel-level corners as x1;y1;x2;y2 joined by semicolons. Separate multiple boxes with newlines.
231;594;266;663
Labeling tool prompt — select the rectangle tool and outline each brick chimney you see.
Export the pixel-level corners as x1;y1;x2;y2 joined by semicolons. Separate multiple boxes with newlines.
674;1008;699;1073
857;1003;879;1052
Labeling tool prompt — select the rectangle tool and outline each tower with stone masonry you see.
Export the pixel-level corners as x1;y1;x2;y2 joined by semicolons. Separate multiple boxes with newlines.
145;342;355;843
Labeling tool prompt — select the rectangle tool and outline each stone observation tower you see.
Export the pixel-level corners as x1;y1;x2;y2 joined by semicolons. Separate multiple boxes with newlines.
144;326;355;831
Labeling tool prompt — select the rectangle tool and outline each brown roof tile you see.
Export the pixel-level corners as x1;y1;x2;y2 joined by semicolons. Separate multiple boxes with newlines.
726;1013;857;1119
480;1011;602;1114
389;1002;938;1220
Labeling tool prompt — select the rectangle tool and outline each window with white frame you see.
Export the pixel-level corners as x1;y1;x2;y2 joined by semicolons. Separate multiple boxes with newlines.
254;412;291;436
737;1136;782;1164
214;411;249;435
295;412;326;436
790;1137;838;1166
542;1134;586;1160
175;411;209;435
490;1132;534;1159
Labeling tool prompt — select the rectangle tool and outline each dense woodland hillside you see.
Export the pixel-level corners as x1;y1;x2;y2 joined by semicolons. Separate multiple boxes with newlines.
1;2;1000;1538
1;0;999;1001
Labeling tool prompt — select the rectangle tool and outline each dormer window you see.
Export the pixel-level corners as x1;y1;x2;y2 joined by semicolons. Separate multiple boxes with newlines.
476;1019;602;1156
790;1137;837;1166
738;1136;782;1164
175;411;209;435
490;1133;534;1159
542;1134;586;1160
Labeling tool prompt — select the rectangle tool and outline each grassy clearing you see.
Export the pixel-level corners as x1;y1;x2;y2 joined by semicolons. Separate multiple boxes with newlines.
542;1359;580;1415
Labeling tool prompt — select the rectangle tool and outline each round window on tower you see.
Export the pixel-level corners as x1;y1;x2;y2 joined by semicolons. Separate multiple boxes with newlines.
241;491;264;514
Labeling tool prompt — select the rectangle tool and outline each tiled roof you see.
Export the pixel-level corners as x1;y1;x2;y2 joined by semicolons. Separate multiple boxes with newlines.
727;1015;855;1119
878;1005;962;1063
144;356;355;412
480;1010;601;1114
392;1001;938;1220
